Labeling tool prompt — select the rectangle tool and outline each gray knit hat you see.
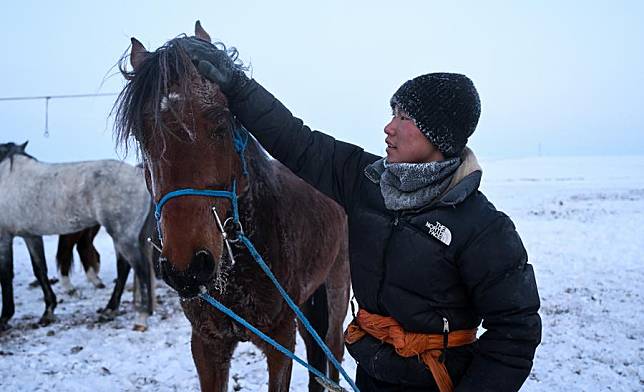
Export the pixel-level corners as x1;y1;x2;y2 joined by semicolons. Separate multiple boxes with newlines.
390;73;481;158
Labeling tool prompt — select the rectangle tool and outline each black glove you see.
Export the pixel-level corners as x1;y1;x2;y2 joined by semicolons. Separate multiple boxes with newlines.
179;37;248;94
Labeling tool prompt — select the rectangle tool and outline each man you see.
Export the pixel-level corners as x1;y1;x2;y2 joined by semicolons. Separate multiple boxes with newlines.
181;37;542;392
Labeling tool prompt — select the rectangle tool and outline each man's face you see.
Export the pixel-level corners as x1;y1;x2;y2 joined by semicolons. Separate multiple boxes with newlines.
384;107;444;163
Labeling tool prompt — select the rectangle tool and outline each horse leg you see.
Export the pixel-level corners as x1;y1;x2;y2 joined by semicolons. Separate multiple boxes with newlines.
99;254;130;321
77;225;104;289
139;207;162;279
129;246;154;331
0;236;15;331
191;330;237;392
56;232;77;294
132;272;153;330
259;318;296;392
113;238;154;330
323;248;351;384
24;235;57;325
297;285;329;392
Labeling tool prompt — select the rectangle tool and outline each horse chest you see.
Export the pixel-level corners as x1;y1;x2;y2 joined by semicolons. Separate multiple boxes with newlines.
180;281;287;343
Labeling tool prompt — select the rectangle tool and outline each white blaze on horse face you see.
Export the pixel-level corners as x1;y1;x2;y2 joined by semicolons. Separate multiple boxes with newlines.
160;93;182;112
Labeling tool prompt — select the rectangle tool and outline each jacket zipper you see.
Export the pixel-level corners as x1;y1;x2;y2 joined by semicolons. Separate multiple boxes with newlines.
392;211;401;227
439;317;450;363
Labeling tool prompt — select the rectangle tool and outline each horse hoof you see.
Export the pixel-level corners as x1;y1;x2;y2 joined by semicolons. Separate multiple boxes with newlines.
30;278;59;288
97;308;118;322
0;322;10;332
132;324;148;332
96;282;106;289
38;313;56;326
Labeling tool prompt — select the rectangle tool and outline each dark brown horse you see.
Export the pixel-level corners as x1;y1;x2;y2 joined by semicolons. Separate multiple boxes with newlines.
56;225;105;293
114;23;350;391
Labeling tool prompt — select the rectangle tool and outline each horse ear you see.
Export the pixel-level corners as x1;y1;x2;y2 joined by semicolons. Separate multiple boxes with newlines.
194;20;211;43
130;37;148;70
20;141;28;151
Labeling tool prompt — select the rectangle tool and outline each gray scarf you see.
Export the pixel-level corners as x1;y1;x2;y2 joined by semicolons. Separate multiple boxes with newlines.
365;157;461;210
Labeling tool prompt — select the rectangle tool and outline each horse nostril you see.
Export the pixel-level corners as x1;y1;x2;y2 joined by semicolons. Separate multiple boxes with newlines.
190;249;215;281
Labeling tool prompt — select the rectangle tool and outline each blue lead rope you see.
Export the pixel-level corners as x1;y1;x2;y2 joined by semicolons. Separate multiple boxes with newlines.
235;234;359;392
199;291;348;391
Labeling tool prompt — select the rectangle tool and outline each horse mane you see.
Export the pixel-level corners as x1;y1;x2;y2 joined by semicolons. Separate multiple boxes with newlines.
0;144;36;165
113;36;195;155
113;37;242;157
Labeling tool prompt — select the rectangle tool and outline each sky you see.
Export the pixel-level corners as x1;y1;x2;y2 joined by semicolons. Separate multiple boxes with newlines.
1;1;642;163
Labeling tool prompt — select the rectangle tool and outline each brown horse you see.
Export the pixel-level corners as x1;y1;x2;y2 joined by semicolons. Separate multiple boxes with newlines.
114;23;350;391
56;225;105;293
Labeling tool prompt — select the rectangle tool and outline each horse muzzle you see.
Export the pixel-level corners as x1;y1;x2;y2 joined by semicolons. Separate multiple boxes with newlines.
159;249;217;297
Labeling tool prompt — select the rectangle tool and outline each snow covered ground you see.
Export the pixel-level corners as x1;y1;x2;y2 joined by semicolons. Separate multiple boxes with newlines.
1;155;643;391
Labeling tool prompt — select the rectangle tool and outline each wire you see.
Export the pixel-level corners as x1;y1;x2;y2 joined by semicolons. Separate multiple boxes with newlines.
0;92;120;137
0;92;118;101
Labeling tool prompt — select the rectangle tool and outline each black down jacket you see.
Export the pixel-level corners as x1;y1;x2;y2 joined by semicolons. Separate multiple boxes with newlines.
228;80;542;391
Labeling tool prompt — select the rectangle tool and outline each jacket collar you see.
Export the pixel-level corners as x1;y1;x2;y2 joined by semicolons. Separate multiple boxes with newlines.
435;147;482;207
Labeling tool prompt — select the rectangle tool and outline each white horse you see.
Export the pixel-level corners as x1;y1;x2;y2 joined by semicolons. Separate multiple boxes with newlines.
0;142;155;331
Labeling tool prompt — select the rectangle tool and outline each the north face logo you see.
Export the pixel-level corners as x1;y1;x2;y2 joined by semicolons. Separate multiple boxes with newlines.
425;221;452;246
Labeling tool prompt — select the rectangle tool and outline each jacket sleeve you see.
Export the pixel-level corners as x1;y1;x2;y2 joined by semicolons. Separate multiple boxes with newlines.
455;215;542;392
229;79;378;210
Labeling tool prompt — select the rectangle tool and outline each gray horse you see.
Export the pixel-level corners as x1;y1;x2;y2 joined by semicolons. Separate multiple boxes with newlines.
0;142;155;331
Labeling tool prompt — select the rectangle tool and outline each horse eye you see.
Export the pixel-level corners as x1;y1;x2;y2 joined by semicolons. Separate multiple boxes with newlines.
208;127;225;142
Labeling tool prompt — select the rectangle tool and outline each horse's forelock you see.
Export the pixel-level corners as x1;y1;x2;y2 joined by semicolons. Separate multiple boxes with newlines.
113;37;230;156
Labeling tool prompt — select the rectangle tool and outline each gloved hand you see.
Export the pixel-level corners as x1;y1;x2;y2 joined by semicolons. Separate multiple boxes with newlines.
179;37;248;94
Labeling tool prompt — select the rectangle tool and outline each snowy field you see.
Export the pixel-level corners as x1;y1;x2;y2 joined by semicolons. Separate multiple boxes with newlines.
1;155;643;391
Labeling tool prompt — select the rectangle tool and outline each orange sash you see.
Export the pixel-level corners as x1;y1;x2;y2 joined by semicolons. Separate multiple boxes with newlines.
345;309;477;392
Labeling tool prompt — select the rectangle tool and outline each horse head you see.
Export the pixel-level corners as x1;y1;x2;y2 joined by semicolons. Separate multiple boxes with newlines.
115;22;247;297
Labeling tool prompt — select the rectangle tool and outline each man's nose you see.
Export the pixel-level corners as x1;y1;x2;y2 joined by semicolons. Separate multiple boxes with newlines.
384;119;395;135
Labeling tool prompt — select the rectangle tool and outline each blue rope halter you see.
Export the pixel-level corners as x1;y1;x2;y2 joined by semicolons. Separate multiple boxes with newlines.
152;126;358;392
154;182;239;242
154;125;248;242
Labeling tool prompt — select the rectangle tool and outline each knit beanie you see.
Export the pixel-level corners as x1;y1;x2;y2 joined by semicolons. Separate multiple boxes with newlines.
390;73;480;158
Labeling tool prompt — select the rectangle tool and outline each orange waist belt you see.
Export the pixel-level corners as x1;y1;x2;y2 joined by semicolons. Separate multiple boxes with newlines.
344;309;477;392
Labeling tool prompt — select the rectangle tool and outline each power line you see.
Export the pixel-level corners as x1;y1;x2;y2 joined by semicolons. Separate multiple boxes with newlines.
0;92;118;101
0;92;120;137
